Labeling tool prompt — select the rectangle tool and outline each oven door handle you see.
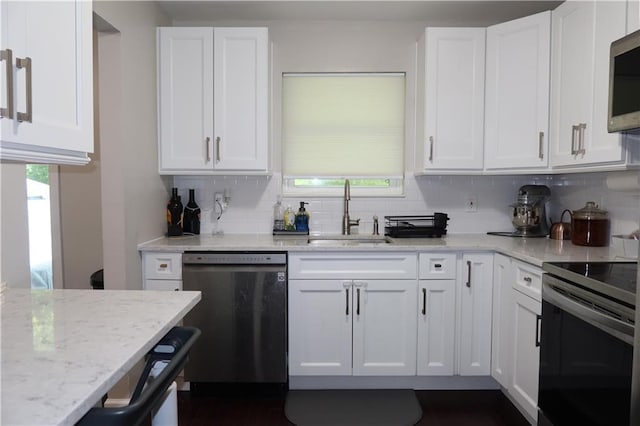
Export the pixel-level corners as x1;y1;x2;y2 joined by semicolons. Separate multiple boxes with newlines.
542;280;634;345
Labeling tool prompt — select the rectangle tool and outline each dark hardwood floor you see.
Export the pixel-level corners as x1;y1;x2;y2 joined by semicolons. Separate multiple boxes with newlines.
178;388;530;426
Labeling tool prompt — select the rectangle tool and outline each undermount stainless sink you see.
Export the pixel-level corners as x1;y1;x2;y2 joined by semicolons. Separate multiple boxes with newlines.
307;235;391;245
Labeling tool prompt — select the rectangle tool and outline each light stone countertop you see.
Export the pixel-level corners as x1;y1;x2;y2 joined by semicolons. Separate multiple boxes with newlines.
137;233;629;266
0;288;201;426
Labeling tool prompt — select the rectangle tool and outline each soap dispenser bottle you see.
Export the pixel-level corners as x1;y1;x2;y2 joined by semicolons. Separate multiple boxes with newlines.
295;201;310;233
284;204;296;231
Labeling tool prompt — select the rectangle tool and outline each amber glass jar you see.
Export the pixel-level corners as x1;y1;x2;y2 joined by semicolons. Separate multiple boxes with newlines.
571;202;610;246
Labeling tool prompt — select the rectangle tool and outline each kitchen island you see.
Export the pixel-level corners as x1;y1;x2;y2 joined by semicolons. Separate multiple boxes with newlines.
0;287;201;426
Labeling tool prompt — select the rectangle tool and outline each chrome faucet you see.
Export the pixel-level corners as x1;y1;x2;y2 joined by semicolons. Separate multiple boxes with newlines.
342;179;360;235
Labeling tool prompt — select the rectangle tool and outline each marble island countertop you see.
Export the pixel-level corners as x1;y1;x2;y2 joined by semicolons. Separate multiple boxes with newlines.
1;288;201;426
138;233;632;266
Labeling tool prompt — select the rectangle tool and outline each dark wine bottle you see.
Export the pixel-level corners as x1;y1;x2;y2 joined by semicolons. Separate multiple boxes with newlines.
183;189;201;235
167;188;183;236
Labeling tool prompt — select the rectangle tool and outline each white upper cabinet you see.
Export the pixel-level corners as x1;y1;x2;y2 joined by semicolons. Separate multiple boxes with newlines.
0;1;93;165
157;27;268;174
422;28;485;171
157;27;214;172
484;11;551;171
549;1;627;168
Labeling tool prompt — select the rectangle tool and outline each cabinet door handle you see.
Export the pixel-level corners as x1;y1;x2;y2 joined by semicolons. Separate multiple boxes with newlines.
535;314;542;347
0;49;14;119
422;288;427;315
571;125;579;155
356;288;361;316
538;131;544;159
345;288;349;316
428;136;434;162
215;136;221;163
466;260;472;288
205;137;211;162
577;123;586;155
16;57;32;123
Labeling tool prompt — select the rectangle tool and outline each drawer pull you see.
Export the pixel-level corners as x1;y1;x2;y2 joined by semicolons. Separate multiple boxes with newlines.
434;263;442;269
159;263;168;269
345;288;349;316
523;276;533;284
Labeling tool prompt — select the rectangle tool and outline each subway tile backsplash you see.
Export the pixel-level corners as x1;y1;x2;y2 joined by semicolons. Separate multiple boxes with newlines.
173;171;639;237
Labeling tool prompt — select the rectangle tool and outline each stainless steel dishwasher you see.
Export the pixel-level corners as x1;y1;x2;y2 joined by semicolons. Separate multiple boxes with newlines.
182;252;287;385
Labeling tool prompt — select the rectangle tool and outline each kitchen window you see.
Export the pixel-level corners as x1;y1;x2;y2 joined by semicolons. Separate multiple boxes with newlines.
281;73;405;196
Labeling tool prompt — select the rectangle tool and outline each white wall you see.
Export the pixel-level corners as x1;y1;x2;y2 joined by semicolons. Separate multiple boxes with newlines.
93;1;171;290
58;31;104;290
0;163;30;287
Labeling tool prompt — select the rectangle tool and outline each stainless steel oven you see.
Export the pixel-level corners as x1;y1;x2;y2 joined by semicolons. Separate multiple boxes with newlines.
539;262;636;426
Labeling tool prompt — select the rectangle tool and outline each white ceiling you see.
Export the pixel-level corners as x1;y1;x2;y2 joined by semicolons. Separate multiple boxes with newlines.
157;1;564;26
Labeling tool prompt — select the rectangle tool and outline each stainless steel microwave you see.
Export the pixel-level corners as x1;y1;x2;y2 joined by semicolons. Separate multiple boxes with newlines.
608;28;640;132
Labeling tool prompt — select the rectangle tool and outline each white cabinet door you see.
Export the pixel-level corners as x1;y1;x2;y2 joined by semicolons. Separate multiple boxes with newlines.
417;279;455;376
157;27;268;174
352;279;417;376
490;254;513;388
550;1;626;168
288;279;352;376
423;28;485;171
511;290;541;422
158;27;214;172
213;28;268;171
459;253;494;376
630;0;640;32
0;0;93;164
485;11;551;170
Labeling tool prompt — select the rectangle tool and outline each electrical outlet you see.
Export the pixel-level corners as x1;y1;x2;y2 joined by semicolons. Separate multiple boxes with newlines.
466;196;478;212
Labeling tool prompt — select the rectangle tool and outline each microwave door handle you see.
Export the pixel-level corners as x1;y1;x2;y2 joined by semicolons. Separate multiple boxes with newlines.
542;281;634;345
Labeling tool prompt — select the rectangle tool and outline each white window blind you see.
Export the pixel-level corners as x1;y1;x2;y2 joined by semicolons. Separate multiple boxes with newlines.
282;73;405;178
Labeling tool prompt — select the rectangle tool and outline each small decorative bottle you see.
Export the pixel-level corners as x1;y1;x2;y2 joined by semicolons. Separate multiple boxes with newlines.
273;196;285;232
183;189;201;235
167;188;183;236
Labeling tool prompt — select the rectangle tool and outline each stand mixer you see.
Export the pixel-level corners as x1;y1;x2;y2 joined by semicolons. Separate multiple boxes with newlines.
488;184;551;237
510;185;551;237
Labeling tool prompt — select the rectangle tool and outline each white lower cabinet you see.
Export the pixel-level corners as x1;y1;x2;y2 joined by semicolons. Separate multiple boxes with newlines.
491;254;542;423
459;253;494;376
288;252;417;376
288;279;352;375
511;289;541;421
491;253;513;388
417;253;457;376
417;279;455;375
352;279;417;376
142;252;183;290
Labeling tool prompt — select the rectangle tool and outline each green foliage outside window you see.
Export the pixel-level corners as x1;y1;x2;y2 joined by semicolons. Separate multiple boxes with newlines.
26;165;49;185
293;178;390;188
